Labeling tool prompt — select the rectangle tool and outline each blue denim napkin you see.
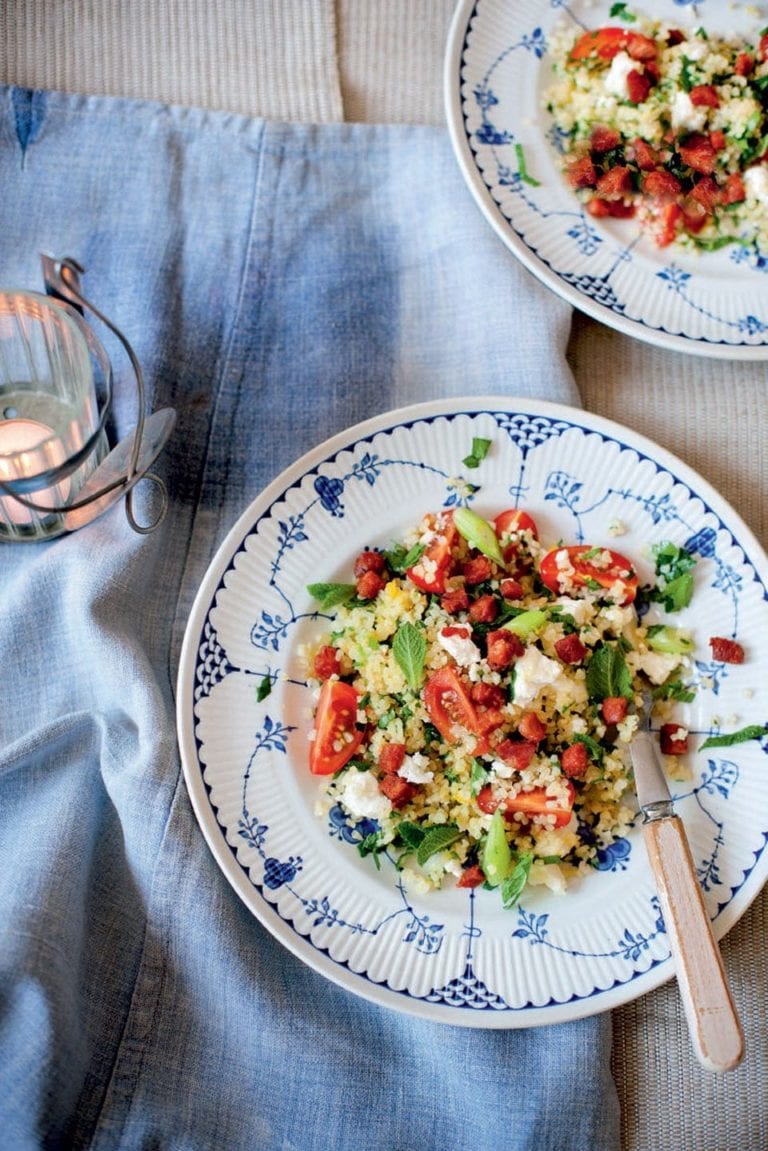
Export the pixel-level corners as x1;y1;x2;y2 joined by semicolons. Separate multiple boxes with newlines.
0;87;619;1150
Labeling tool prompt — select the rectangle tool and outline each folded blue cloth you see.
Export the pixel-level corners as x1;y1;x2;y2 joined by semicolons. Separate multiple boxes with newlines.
0;87;619;1150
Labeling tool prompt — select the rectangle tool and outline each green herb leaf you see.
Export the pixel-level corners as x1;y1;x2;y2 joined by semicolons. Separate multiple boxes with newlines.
586;643;632;700
573;732;604;764
416;824;461;866
397;821;426;850
392;621;427;691
383;541;425;573
649;543;696;612
501;851;533;909
514;143;541;187
462;436;492;469
256;676;272;702
609;2;635;19
653;679;696;703
700;725;768;750
357;831;384;866
306;581;357;610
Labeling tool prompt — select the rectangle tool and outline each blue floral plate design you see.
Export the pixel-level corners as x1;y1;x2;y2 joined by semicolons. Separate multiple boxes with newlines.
445;0;768;359
177;397;768;1027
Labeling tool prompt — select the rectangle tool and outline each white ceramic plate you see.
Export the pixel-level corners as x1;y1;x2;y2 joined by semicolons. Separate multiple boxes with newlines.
177;397;768;1027
445;0;768;359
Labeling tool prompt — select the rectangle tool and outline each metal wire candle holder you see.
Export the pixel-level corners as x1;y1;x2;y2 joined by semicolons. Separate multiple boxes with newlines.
0;255;176;540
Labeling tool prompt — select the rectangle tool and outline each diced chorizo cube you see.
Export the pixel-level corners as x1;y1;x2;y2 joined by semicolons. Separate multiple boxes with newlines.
554;633;587;665
353;550;388;577
313;644;341;680
495;738;537;771
709;636;745;664
462;555;493;585
378;743;407;775
660;723;688;755
440;587;470;614
485;629;524;671
379;774;418;808
518;712;547;742
601;696;628;724
561;741;589;779
356;570;386;600
468;594;498;624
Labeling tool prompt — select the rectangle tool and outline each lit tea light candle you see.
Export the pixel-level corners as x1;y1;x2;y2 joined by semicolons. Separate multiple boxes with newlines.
0;417;71;527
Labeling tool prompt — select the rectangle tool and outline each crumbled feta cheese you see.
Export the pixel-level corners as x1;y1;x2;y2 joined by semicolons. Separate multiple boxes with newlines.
337;770;392;821
513;646;564;707
438;624;481;668
634;649;683;685
745;164;768;203
670;90;708;133
398;752;434;784
605;50;636;99
553;596;593;626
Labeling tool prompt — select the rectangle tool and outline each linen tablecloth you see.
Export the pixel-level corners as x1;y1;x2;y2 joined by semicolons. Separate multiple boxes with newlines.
0;88;622;1150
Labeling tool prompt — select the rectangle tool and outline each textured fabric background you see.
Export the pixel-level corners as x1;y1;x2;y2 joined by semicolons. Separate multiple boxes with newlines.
1;3;767;1149
0;90;621;1151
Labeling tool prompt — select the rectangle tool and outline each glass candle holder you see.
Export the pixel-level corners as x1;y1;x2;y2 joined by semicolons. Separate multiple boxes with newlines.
0;290;108;540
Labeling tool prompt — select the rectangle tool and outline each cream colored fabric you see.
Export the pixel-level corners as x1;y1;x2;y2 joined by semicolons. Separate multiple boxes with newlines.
2;3;767;1148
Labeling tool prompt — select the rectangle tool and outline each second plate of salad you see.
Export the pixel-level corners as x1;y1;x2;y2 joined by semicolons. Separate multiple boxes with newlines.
445;0;768;357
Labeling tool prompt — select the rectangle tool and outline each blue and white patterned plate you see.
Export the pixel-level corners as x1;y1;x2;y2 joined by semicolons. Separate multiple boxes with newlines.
445;0;768;359
177;398;768;1026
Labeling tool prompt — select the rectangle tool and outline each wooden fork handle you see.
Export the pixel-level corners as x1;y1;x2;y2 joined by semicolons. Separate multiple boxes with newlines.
644;815;744;1072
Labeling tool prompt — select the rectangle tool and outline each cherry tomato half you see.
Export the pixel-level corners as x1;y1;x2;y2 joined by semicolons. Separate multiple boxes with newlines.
477;782;576;829
406;512;458;595
423;666;480;744
494;508;538;571
493;508;539;540
569;27;657;63
539;545;638;605
309;680;365;775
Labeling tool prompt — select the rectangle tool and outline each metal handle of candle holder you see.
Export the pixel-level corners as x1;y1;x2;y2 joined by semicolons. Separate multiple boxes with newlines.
0;255;176;535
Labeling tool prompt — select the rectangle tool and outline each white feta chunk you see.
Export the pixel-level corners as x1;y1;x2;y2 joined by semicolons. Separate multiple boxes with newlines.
438;623;481;668
338;770;392;821
398;752;434;784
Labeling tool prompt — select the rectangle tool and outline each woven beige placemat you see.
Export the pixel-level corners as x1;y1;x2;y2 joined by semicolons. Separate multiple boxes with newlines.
0;0;344;123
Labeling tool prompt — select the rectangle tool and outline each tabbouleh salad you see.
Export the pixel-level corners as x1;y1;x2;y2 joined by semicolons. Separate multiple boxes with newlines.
302;505;701;908
546;12;768;249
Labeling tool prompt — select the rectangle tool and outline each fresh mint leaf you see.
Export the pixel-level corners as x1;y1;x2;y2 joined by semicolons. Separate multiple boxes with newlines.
392;621;427;691
306;581;357;610
416;824;461;866
700;724;768;750
397;821;426;850
383;541;424;573
256;676;272;702
649;543;696;612
585;643;632;701
501;852;533;909
653;679;696;703
357;831;384;867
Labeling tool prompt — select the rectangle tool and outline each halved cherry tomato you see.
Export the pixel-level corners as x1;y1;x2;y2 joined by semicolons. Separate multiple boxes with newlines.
309;680;364;775
406;512;458;595
569;27;656;63
539;545;638;605
493;508;539;539
494;508;538;571
477;782;576;828
423;666;479;744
